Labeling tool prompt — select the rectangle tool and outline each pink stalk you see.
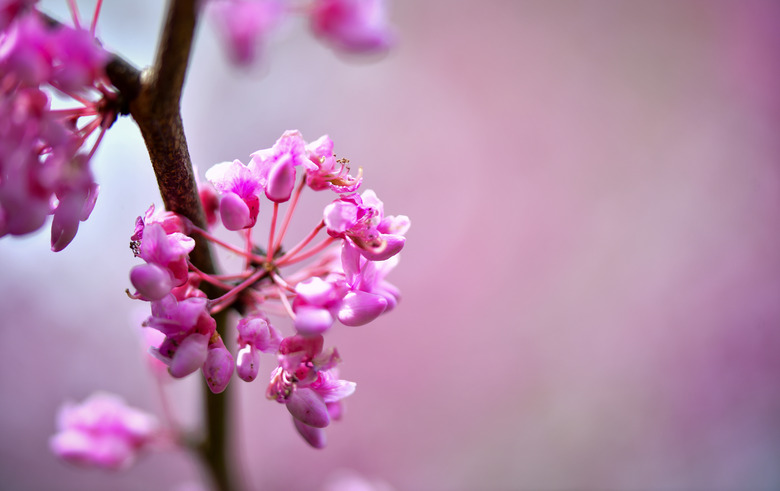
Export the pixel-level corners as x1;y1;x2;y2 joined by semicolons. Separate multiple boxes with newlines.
267;203;279;262
273;177;307;253
243;228;253;270
86;123;108;160
90;0;104;36
276;285;296;320
275;221;325;266
192;226;267;264
153;371;180;438
79;118;102;141
50;107;99;118
67;0;82;29
276;236;337;267
208;268;267;315
271;272;296;293
188;261;237;291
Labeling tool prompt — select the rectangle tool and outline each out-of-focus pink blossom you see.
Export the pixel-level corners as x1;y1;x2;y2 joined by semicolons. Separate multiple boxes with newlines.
209;0;283;66
309;0;394;54
0;7;110;250
49;392;160;470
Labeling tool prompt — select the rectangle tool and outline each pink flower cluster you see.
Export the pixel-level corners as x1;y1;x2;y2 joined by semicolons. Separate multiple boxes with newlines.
49;392;162;470
0;1;113;250
208;0;394;66
129;130;409;447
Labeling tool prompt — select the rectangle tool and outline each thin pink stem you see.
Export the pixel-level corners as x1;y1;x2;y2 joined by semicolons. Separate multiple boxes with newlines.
90;0;104;36
188;261;236;291
86;122;107;160
50;107;99;118
191;226;267;264
153;373;179;437
273;176;307;253
271;272;296;293
67;0;81;29
276;285;295;320
267;203;279;262
209;268;267;315
244;228;253;270
277;236;337;267
275;221;325;266
79;118;102;140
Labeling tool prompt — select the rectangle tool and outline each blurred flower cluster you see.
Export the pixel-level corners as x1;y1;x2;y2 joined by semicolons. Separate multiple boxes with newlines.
208;0;395;65
128;130;409;447
0;0;115;250
49;392;164;470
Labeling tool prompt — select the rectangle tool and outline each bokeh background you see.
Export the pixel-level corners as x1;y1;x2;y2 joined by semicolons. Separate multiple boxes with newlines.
2;1;780;489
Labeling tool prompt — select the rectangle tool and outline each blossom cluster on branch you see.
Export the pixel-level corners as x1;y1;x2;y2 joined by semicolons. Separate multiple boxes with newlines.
128;130;409;448
0;0;115;250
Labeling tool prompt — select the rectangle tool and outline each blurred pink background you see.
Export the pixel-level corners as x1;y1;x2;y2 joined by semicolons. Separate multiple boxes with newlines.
2;1;780;489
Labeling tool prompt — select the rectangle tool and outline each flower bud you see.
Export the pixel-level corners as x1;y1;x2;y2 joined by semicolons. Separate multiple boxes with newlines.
294;306;334;336
337;291;387;326
236;344;260;382
203;344;235;393
130;263;174;301
169;333;209;378
219;192;253;230
293;418;327;449
287;388;330;428
265;156;296;203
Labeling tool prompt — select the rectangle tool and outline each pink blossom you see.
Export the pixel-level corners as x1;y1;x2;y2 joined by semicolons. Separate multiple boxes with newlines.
0;0;36;31
0;8;109;250
236;314;281;382
266;335;355;448
0;12;52;85
49;392;160;470
144;295;216;378
324;189;408;261
205;159;262;230
292;276;348;335
340;239;401;312
249;130;314;203
203;337;235;393
304;135;362;193
132;222;195;295
209;0;284;66
49;25;109;93
309;0;394;54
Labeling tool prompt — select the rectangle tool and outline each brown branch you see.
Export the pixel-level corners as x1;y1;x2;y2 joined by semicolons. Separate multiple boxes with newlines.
42;3;239;490
127;2;238;491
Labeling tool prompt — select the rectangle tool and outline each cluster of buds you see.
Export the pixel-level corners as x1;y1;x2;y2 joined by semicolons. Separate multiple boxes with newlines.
128;130;409;447
0;0;116;250
208;0;395;65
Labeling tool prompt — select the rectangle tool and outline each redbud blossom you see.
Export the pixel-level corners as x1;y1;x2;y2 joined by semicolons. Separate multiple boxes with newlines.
324;189;408;260
0;7;110;250
309;0;394;54
205;159;262;230
203;338;235;394
130;130;407;446
49;392;160;470
249;130;313;203
208;0;283;66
